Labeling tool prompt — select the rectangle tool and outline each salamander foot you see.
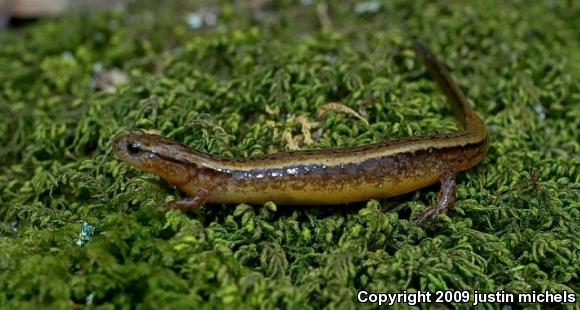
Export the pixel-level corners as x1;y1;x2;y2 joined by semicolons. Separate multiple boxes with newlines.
416;168;456;224
166;188;209;210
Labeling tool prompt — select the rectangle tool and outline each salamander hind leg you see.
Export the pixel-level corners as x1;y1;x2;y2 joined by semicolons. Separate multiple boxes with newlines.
416;167;457;224
166;188;210;210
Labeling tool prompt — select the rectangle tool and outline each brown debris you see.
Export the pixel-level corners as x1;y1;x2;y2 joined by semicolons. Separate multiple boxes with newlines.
316;102;369;126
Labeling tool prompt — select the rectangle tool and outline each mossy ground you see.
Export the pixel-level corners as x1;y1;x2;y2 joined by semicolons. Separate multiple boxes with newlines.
0;0;578;308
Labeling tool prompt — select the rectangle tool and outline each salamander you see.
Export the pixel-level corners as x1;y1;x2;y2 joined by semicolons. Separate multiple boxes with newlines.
113;42;489;223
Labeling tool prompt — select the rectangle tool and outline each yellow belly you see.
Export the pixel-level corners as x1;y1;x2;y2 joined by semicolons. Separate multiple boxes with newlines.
207;174;440;205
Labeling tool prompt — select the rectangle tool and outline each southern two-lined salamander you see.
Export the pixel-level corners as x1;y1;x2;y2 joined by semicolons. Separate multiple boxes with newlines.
113;42;489;222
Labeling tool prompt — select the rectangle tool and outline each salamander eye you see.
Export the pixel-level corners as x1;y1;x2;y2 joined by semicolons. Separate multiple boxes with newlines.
127;142;142;155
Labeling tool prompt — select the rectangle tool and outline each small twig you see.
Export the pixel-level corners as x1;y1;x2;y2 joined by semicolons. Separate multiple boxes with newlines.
316;1;333;30
316;102;369;126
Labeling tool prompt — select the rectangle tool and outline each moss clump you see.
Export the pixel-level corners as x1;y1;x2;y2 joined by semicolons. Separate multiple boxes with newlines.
0;0;578;308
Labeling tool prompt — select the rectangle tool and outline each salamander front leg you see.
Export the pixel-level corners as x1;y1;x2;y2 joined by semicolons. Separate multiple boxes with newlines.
166;188;210;210
416;168;456;224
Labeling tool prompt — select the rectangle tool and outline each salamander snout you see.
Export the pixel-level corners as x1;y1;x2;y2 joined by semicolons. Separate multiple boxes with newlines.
112;131;194;187
112;133;148;164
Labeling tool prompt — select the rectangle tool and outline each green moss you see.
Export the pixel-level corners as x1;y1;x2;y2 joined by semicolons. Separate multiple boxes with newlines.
0;0;578;308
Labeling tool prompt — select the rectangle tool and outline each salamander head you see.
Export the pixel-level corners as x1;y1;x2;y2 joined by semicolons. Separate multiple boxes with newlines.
113;130;196;186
